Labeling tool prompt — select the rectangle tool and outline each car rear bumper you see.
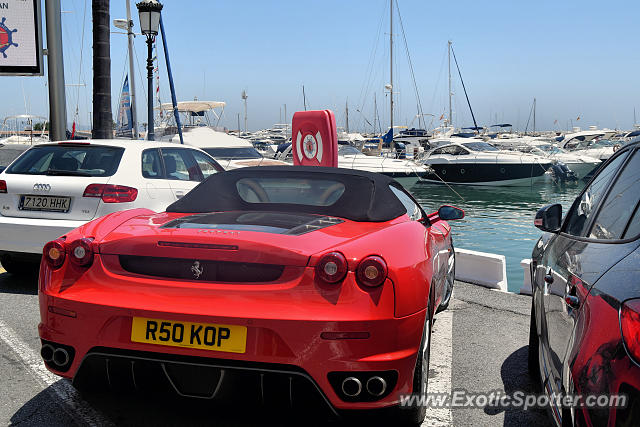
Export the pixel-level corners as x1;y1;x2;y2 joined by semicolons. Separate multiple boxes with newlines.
0;216;87;255
39;297;425;410
38;257;426;411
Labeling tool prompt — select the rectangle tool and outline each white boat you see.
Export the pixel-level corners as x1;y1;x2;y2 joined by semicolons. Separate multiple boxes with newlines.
163;126;289;170
515;143;601;178
392;128;430;158
421;141;554;186
556;127;614;160
156;101;289;170
0;115;49;145
155;100;227;138
277;144;428;189
337;146;429;188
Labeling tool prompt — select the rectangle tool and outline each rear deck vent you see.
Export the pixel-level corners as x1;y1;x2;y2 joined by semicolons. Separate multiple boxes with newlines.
119;255;284;283
157;241;238;251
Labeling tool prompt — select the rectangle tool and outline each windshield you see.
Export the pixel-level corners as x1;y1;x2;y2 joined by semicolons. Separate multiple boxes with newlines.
203;147;263;160
5;144;124;177
565;137;608;150
539;145;566;155
338;145;362;156
461;142;499;152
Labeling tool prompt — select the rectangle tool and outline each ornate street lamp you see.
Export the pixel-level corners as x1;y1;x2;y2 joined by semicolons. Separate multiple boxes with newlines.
136;0;163;141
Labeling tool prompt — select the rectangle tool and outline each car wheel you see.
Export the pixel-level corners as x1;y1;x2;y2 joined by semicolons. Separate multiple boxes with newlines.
528;297;541;386
436;245;455;313
0;255;33;276
391;299;433;426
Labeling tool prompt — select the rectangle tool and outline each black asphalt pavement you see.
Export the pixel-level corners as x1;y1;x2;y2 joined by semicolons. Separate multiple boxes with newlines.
449;282;551;427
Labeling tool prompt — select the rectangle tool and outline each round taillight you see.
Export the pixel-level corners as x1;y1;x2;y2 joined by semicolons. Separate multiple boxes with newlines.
356;256;387;288
621;299;640;363
68;238;94;267
43;239;66;269
316;252;348;283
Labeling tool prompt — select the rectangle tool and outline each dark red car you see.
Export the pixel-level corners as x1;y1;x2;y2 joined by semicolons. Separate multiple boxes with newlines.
38;166;462;425
529;139;640;425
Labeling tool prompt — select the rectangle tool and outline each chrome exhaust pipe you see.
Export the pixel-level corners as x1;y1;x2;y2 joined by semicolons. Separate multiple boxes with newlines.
366;376;387;397
40;344;54;363
52;348;69;367
341;377;362;397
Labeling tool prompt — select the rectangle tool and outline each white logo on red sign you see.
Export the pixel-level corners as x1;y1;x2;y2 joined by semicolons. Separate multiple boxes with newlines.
295;131;324;163
302;134;318;159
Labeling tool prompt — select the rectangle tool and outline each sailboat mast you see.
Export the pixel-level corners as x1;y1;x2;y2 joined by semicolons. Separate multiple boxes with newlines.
374;92;378;134
533;98;536;133
389;0;394;145
345;99;349;134
126;0;138;139
448;40;452;127
302;85;307;111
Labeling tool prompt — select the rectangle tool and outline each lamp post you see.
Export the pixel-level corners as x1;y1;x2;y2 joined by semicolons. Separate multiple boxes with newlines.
241;90;248;134
136;0;163;141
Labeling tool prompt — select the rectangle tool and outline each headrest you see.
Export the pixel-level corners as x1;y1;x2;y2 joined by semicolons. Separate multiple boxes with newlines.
50;156;78;171
164;156;177;174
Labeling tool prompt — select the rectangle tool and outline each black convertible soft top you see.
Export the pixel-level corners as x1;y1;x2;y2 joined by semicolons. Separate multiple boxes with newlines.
166;166;408;222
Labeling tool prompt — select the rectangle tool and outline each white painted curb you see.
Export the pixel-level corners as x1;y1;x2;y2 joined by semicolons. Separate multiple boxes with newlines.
454;248;508;292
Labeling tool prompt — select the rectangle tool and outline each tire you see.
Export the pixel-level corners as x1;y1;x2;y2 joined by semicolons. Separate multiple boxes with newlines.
0;255;33;276
390;299;433;426
528;297;541;387
437;244;455;313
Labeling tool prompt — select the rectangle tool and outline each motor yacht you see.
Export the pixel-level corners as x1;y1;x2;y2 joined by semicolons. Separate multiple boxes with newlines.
420;141;553;186
556;128;614;160
514;143;601;178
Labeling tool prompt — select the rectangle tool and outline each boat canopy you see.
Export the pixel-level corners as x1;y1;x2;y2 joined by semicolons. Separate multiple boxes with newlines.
489;123;512;128
2;115;48;126
158;101;226;113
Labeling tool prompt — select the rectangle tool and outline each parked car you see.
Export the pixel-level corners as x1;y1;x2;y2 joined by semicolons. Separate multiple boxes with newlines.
0;143;29;173
0;140;223;273
37;166;462;425
529;138;640;425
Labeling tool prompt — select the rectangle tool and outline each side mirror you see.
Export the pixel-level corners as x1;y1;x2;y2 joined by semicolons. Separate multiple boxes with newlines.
438;205;465;221
534;203;562;232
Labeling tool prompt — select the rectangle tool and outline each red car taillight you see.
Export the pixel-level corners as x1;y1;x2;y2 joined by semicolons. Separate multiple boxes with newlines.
68;238;94;267
0;180;7;193
621;299;640;363
315;252;348;283
83;184;138;203
43;239;66;269
356;256;387;288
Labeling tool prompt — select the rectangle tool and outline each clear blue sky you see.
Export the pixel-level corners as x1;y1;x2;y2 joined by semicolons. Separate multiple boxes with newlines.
2;0;639;132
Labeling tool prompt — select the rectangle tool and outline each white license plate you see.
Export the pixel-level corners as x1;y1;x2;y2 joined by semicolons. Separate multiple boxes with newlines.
19;195;71;212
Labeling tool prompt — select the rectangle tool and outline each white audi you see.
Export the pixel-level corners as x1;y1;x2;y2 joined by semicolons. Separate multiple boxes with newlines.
0;139;223;273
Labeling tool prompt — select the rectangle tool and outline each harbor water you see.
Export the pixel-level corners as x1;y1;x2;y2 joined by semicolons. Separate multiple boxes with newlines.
410;178;584;293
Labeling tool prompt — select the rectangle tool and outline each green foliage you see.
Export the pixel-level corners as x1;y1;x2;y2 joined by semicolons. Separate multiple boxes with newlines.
33;121;49;131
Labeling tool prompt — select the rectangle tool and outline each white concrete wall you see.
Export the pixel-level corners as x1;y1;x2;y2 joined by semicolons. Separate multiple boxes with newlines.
520;259;532;295
455;248;508;292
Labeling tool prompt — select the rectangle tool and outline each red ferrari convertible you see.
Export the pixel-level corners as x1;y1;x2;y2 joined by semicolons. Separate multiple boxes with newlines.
38;166;462;424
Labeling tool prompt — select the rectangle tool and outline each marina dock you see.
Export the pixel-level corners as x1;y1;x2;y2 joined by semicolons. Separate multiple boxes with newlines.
0;267;549;426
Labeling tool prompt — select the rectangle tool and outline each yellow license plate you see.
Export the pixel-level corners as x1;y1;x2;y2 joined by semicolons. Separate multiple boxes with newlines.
131;317;247;353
